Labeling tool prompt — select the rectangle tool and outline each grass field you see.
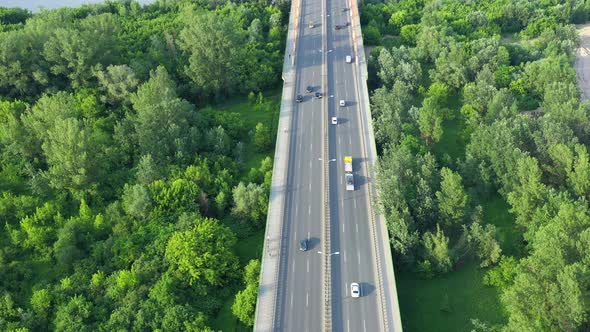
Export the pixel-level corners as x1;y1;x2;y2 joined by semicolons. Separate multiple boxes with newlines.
481;194;524;257
395;194;520;332
216;90;282;172
209;91;281;331
397;262;506;332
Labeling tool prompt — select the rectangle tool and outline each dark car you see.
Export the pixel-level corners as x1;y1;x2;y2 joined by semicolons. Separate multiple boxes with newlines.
306;85;313;93
335;25;341;30
299;239;308;251
315;92;323;99
296;94;303;103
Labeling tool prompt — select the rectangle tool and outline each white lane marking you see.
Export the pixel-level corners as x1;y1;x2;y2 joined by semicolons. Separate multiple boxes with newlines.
342;223;345;233
309;182;312;192
295;205;299;218
364;320;367;332
347;319;350;332
356;223;359;233
344;250;347;262
306;292;309;307
339;137;341;145
291;292;294;308
307;259;310;273
310;159;312;169
308;231;310;238
345;283;348;296
354;200;357;209
311;142;313;151
292;260;295;272
313;71;316;78
358;251;361;265
308;205;311;215
349;136;352;145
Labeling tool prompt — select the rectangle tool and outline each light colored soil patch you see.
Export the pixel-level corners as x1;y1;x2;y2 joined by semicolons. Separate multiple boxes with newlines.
575;23;590;101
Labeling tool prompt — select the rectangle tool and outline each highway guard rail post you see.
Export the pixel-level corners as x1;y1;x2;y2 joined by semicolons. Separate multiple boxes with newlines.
347;0;404;330
254;0;302;329
320;0;332;329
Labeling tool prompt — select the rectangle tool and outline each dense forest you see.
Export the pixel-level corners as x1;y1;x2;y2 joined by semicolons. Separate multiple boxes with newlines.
363;0;590;330
0;0;286;330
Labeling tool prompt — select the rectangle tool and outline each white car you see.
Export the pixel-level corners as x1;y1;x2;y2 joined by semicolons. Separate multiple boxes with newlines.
351;283;360;298
339;100;346;107
346;55;352;63
331;117;338;125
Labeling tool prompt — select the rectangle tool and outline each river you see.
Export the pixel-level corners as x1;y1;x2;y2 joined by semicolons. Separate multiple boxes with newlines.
0;0;156;12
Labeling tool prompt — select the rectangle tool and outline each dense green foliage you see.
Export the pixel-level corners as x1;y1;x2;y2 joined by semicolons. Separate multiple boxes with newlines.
364;0;590;330
0;0;286;330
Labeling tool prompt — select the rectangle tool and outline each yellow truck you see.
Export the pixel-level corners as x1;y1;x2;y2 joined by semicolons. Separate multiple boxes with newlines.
344;156;354;191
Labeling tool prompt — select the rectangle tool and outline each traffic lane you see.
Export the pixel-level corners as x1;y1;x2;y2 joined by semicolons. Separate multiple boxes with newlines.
280;6;325;330
286;55;325;332
283;116;318;331
339;54;381;332
292;0;326;328
328;9;381;332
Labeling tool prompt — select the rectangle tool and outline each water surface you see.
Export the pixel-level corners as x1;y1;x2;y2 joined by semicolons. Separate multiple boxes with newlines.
0;0;156;12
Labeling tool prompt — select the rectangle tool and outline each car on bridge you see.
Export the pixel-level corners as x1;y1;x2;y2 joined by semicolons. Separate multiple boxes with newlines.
315;92;323;99
296;94;303;103
299;239;308;251
306;85;313;93
351;283;361;298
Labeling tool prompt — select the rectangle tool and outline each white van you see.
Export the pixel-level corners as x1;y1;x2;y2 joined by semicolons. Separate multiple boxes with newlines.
345;55;352;63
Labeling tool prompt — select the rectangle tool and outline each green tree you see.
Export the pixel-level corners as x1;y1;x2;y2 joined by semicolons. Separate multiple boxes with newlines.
483;256;518;290
130;66;194;167
232;284;257;327
417;101;443;144
431;42;468;90
136;154;161;185
502;200;590;332
436;167;468;227
422;224;452;274
254;122;272;152
506;156;550;238
232;182;268;227
54;295;93;332
43;13;119;88
165;217;239;292
464;209;502;267
122;183;152;219
232;259;261;327
179;11;245;97
95;64;139;105
42;118;99;197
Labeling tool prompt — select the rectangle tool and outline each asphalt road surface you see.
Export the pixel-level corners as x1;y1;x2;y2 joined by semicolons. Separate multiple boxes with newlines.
326;0;381;330
274;0;326;329
275;0;382;329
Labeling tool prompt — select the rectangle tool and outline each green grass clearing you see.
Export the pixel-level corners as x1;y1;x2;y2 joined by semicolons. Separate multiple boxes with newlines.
397;262;506;332
209;90;281;331
481;194;524;257
433;118;467;165
216;91;281;173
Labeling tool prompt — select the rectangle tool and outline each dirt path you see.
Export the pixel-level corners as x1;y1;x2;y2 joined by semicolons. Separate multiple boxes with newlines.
575;23;590;101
